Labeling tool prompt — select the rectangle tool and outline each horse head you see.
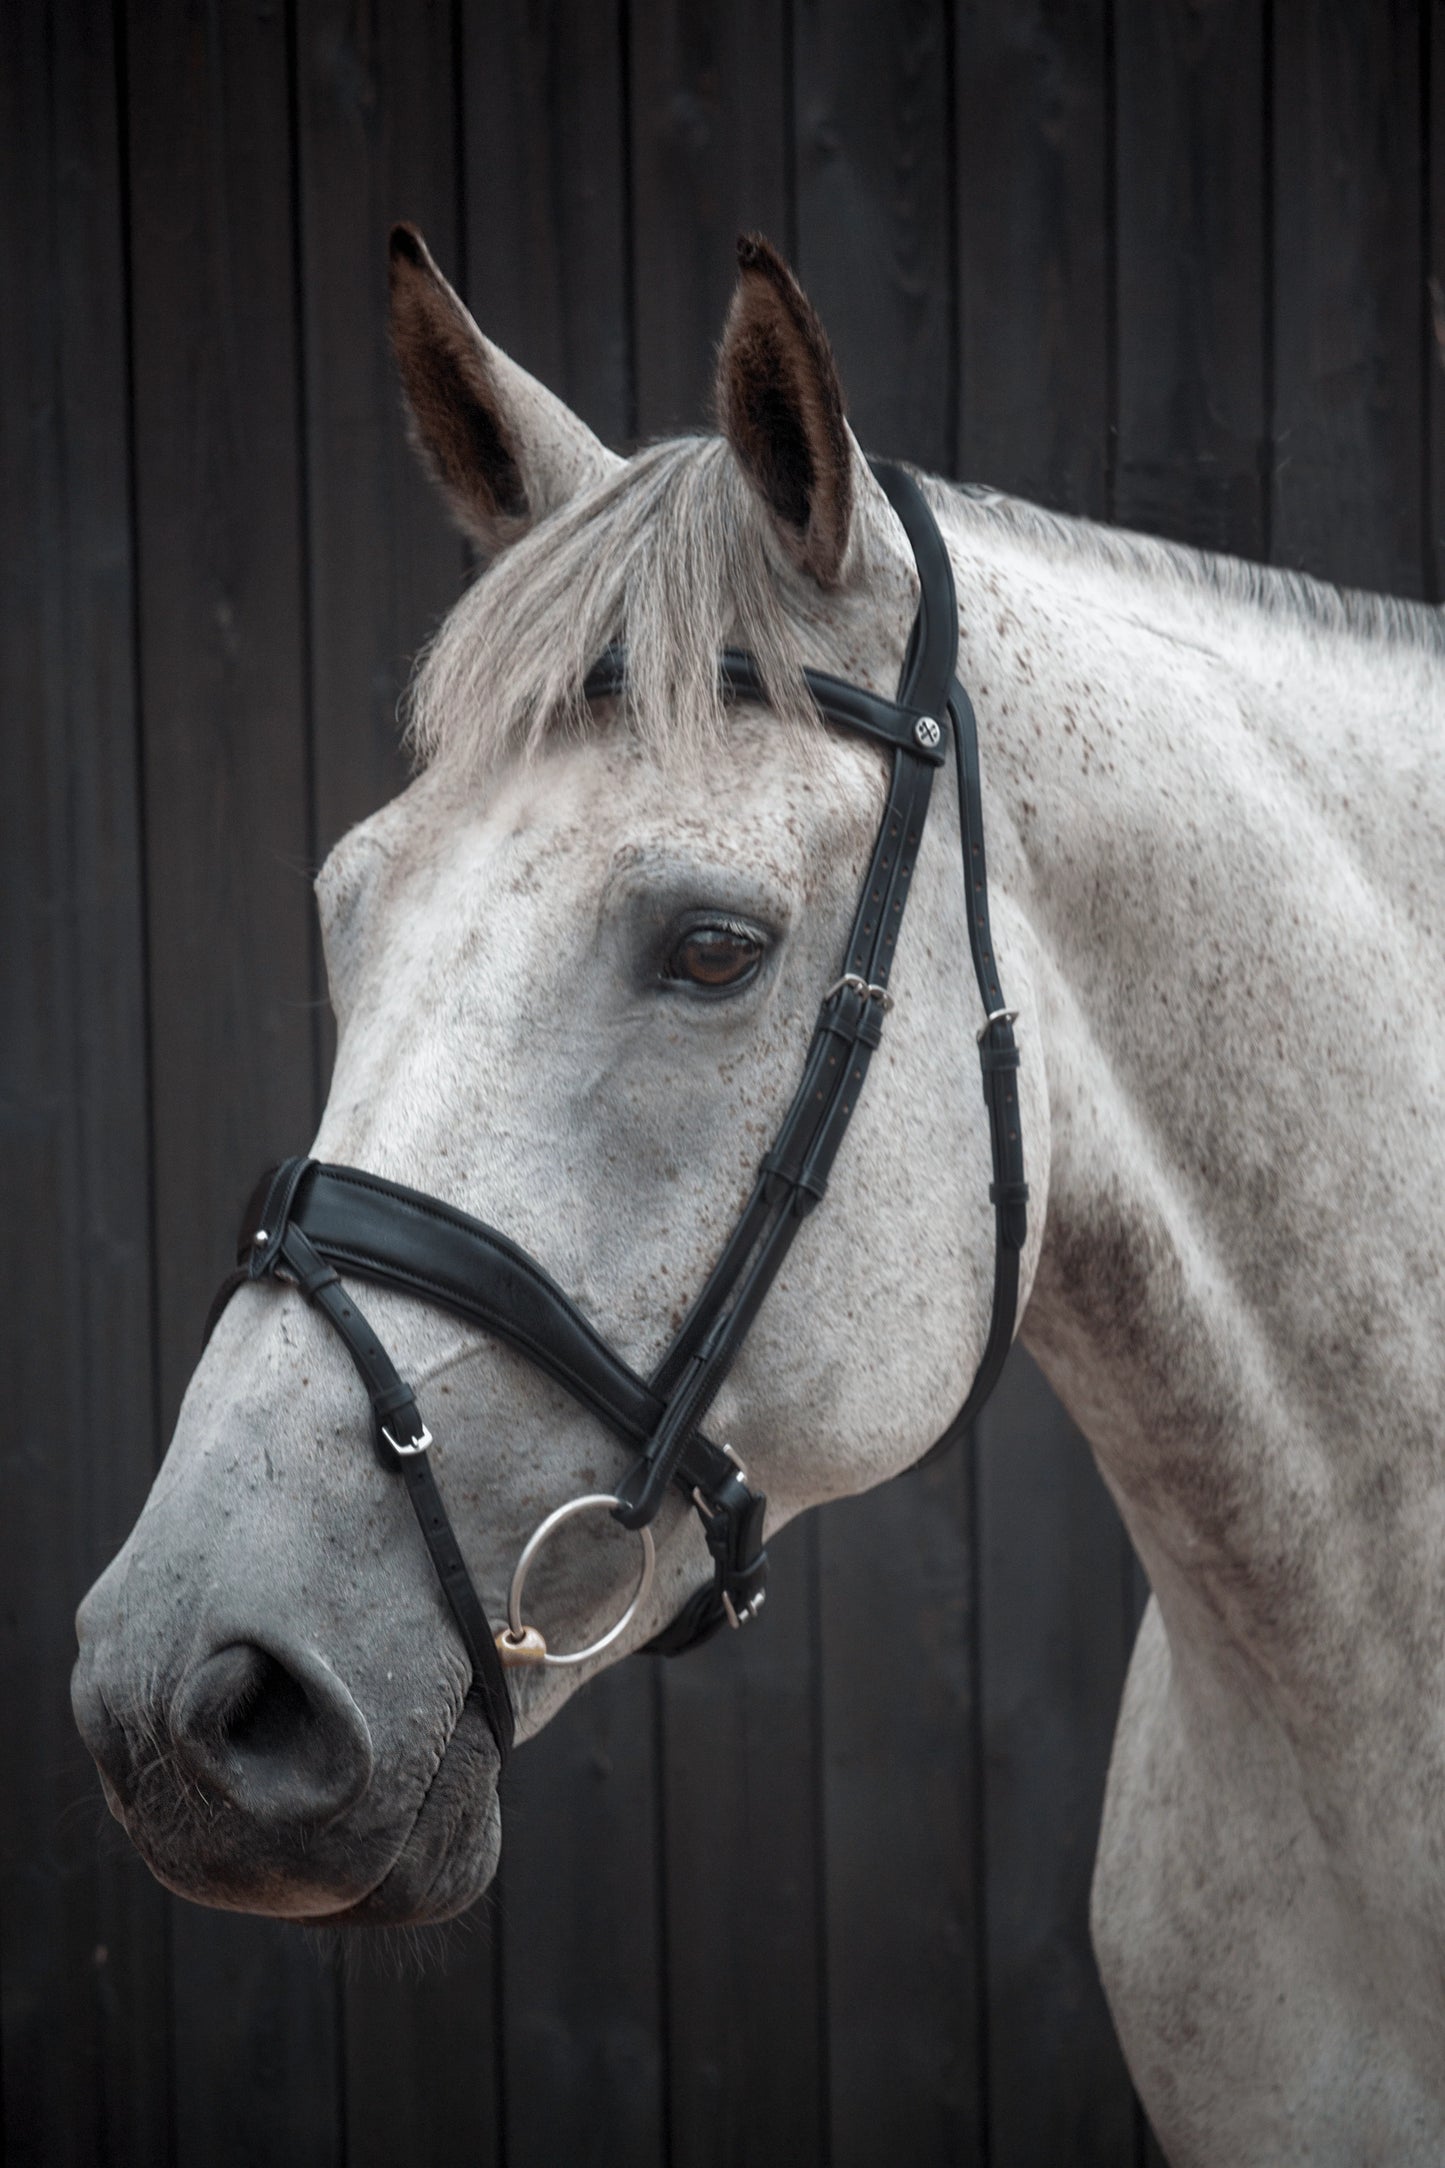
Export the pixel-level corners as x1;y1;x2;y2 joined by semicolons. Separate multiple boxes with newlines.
72;231;1043;1924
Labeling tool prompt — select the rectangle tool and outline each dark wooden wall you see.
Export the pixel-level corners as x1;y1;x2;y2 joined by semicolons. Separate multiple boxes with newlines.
4;4;1439;2164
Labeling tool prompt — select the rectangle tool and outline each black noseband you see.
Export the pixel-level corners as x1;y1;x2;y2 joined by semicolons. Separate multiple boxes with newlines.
206;462;1027;1770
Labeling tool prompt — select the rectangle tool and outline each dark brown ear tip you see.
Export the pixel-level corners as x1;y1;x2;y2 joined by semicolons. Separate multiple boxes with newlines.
735;231;792;281
389;222;427;268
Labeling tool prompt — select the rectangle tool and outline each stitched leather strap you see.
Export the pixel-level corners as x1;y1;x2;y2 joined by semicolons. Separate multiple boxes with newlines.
916;674;1028;1462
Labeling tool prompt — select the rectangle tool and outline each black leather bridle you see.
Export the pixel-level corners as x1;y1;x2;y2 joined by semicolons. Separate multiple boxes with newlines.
205;462;1027;1769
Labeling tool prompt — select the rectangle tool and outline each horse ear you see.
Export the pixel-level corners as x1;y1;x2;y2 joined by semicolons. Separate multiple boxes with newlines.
388;223;619;555
715;234;856;588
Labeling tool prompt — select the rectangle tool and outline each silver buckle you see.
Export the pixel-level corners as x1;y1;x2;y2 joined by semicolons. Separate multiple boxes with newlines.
722;1587;766;1630
824;973;894;1012
693;1441;749;1519
976;1007;1019;1044
381;1422;433;1457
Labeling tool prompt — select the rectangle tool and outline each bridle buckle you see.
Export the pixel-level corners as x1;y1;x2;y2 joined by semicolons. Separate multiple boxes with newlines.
824;972;894;1012
381;1421;433;1457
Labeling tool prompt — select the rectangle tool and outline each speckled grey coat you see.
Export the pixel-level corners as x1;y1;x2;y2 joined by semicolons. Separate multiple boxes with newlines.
75;233;1445;2165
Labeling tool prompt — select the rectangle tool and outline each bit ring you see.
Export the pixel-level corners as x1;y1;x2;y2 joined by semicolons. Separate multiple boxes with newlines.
498;1494;655;1669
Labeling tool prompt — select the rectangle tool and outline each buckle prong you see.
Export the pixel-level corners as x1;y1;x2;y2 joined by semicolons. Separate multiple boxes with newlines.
824;973;894;1012
382;1422;433;1457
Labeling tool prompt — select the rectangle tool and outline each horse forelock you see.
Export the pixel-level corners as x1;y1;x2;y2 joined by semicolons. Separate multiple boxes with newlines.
407;434;869;778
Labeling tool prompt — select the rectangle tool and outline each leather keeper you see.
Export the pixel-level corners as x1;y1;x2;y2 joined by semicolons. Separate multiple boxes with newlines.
245;1156;313;1279
990;1178;1030;1251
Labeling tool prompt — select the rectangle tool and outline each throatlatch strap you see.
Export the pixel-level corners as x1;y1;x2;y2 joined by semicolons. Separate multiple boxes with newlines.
916;675;1028;1463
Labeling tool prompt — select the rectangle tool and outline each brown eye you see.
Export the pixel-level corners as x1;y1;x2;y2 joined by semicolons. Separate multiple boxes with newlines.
665;921;765;992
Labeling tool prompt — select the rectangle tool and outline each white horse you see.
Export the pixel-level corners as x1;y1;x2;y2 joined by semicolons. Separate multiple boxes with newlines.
74;229;1445;2166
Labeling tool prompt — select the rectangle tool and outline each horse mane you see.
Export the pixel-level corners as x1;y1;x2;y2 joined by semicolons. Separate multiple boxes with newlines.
408;435;1445;779
924;474;1445;659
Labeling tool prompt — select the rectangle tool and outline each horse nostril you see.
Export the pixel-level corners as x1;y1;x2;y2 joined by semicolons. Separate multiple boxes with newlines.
171;1642;373;1826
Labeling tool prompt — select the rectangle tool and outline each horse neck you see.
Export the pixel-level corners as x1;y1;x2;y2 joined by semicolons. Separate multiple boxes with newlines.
944;504;1445;1665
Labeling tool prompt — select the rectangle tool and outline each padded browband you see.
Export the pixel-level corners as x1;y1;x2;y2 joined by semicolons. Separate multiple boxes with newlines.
210;458;1026;1770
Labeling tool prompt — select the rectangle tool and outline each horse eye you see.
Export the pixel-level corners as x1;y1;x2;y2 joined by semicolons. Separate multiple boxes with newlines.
665;922;765;992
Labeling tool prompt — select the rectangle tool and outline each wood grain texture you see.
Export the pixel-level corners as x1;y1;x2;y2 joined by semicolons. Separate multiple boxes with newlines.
1114;0;1268;554
296;0;467;869
0;5;171;2161
659;1524;827;2168
500;1677;668;2168
818;1457;984;2168
630;0;793;434
975;1356;1140;2168
954;0;1110;512
341;1918;502;2168
462;0;633;443
1272;0;1426;592
794;0;955;469
121;1;340;2159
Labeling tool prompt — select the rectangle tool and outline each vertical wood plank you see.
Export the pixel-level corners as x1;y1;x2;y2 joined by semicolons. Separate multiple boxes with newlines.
460;10;667;2164
975;1357;1139;2168
0;6;172;2162
1272;0;1425;593
656;1529;827;2168
463;0;633;444
954;0;1110;512
818;1458;983;2167
122;3;340;2160
498;1688;668;2168
339;1917;502;2168
292;8;504;2158
1115;0;1268;554
297;0;466;867
629;0;792;434
626;19;827;2162
794;0;955;469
